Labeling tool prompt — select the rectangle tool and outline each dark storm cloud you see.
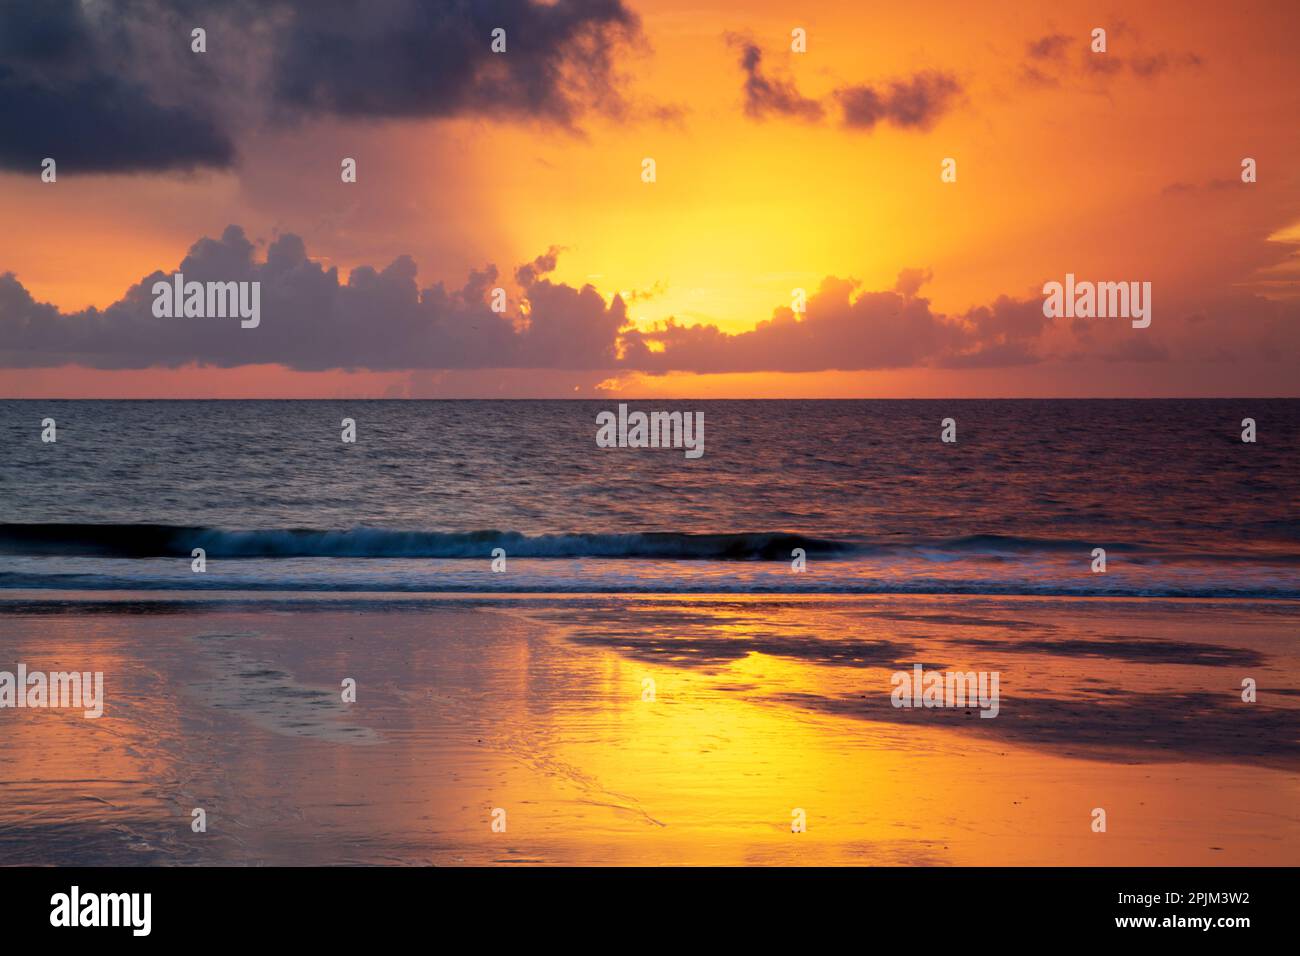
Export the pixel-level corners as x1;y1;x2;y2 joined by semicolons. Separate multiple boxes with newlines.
0;0;233;171
271;0;641;125
0;68;237;172
0;0;87;62
0;0;645;173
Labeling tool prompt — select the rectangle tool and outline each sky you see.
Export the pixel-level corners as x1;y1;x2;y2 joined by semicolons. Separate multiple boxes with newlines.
1;0;1298;398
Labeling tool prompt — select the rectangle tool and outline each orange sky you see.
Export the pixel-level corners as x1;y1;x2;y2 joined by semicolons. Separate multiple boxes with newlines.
1;0;1298;397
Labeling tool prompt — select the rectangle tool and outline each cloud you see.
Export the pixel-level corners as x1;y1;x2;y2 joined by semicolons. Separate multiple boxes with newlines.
620;277;958;372
270;0;643;126
727;36;961;132
0;67;236;173
0;0;647;173
835;71;962;131
1018;30;1203;89
893;268;933;298
4;228;1295;375
1128;52;1203;78
727;37;824;121
620;278;1058;373
514;246;565;286
1019;34;1072;87
0;0;234;172
0;226;628;371
1025;34;1072;60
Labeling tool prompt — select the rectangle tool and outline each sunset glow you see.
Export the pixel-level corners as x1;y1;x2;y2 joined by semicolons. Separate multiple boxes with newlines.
2;0;1298;397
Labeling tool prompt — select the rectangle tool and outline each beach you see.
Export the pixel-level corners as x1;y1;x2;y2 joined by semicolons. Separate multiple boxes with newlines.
2;590;1295;866
1;399;1296;866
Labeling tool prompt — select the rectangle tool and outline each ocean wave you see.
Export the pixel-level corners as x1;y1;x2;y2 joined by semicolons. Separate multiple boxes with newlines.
1;568;1297;599
3;524;1298;566
0;524;854;560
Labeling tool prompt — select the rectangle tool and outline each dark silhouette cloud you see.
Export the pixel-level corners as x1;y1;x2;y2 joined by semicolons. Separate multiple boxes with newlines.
270;0;642;126
1128;51;1203;78
622;278;1060;374
1019;30;1203;88
622;277;962;373
728;38;824;121
0;68;237;173
0;226;627;371
515;246;565;286
5;227;1295;374
727;36;960;132
936;295;1053;369
1025;34;1072;59
0;0;233;171
0;0;646;173
0;239;1002;373
835;72;962;131
1019;34;1073;87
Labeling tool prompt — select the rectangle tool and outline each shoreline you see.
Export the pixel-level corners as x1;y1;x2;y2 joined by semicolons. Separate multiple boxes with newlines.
4;587;1300;604
2;590;1297;865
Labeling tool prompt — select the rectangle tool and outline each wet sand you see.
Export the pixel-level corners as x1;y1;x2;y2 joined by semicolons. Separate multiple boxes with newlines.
1;591;1297;865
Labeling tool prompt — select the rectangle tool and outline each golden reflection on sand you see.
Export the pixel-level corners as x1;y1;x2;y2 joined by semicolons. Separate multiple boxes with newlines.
1;593;1296;865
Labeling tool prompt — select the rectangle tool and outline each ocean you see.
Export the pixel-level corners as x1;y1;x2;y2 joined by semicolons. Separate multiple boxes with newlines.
2;398;1298;865
1;398;1296;596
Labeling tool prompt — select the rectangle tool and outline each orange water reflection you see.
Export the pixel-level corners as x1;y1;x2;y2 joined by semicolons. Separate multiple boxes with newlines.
1;593;1296;865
